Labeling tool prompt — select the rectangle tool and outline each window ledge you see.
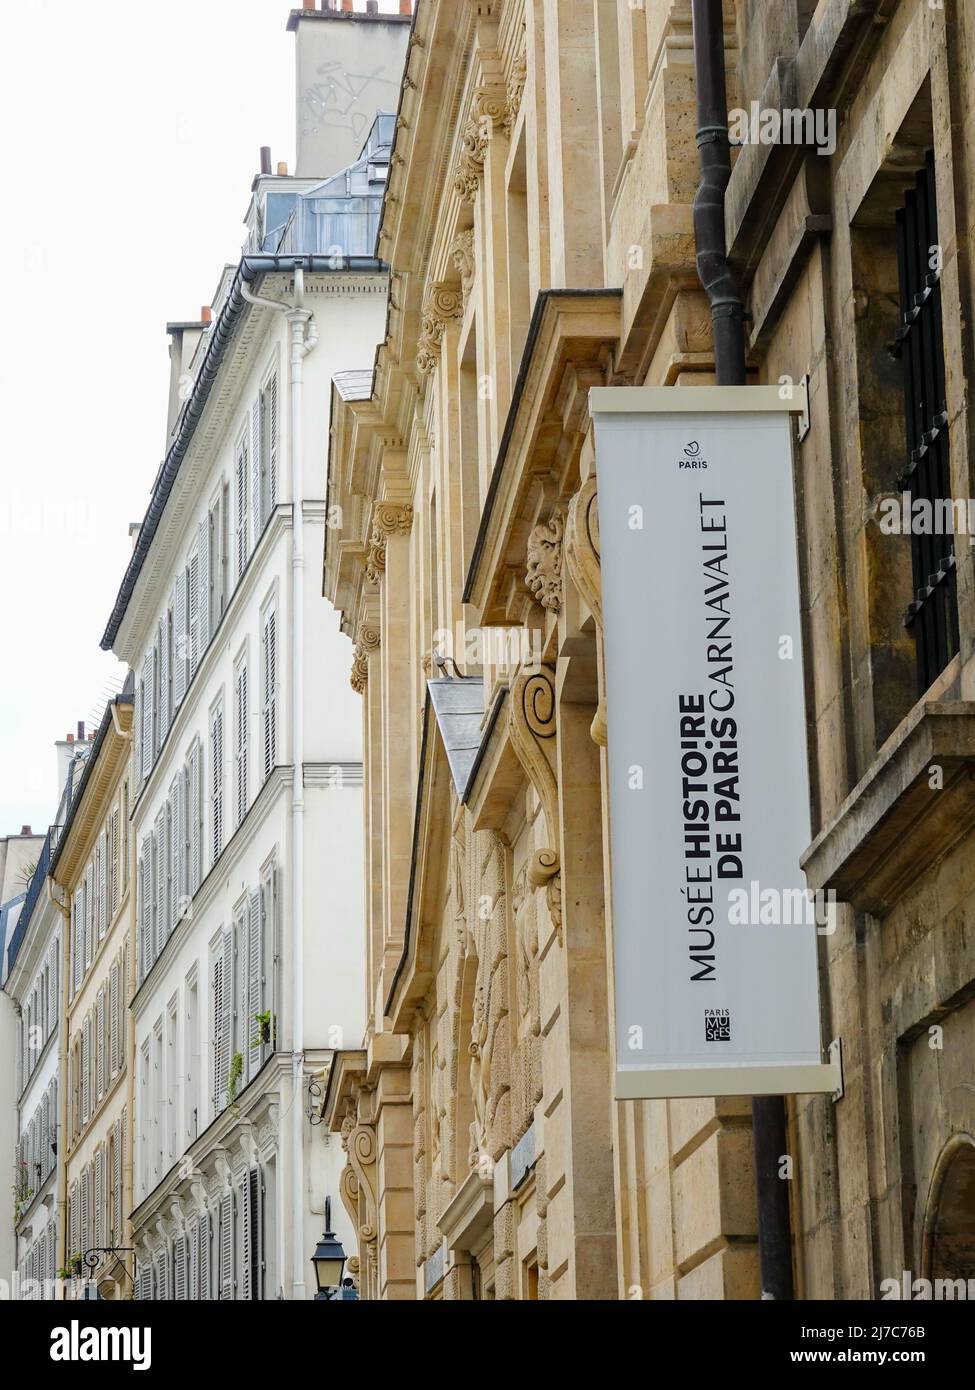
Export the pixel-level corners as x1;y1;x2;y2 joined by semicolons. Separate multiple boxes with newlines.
801;701;975;917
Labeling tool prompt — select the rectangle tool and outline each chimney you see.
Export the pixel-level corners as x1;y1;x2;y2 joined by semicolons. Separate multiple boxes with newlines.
277;161;289;176
201;305;212;324
77;720;85;741
340;0;353;11
302;0;314;7
366;0;378;11
260;146;272;176
400;0;412;12
20;825;31;837
67;732;74;744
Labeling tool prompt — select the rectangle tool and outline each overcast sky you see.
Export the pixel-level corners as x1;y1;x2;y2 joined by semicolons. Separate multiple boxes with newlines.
0;1;376;837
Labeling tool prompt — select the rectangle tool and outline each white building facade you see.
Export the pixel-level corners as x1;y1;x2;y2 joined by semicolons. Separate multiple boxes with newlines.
101;96;408;1298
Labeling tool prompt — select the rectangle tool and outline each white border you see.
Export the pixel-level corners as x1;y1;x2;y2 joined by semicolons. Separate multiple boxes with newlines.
615;1061;840;1101
589;384;803;414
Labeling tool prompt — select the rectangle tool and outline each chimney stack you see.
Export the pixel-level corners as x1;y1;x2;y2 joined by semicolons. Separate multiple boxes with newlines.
340;0;353;11
366;0;378;11
77;720;85;741
20;825;31;837
302;0;314;8
399;0;412;13
277;161;289;176
260;146;272;175
201;305;212;324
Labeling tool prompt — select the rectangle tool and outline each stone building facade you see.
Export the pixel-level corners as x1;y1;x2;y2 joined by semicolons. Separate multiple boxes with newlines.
320;0;975;1300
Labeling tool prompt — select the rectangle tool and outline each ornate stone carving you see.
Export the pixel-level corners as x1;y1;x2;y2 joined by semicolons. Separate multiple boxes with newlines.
452;91;506;202
416;283;465;375
449;229;476;305
526;509;564;612
365;501;413;584
350;620;381;694
564;477;606;744
504;49;527;136
508;666;564;947
339;1113;378;1260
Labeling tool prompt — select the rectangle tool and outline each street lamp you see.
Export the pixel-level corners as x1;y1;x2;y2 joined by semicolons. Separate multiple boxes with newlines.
311;1198;351;1300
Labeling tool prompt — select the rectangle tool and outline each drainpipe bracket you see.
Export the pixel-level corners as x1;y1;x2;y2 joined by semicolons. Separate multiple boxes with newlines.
827;1037;844;1102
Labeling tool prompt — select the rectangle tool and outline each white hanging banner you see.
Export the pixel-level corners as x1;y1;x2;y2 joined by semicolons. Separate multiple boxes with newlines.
591;386;836;1100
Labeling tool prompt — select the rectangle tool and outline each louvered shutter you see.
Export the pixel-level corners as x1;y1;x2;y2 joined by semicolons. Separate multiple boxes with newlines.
149;822;159;964
94;1145;104;1248
111;808;121;917
174;570;187;706
212;950;225;1108
141;649;154;780
69;1181;79;1264
84;870;92;970
188;545;200;673
96;988;105;1099
134;678;143;790
250;397;262;542
109;958;120;1078
219;1190;234;1299
113;1117;123;1243
239;1174;251;1300
235;662;248;826
190;742;202;893
99;831;108;938
261;608;276;779
247;889;261;1079
199;516;211;654
267;372;278;510
70;898;79;997
174;1233;187;1301
238;434;250;579
154;1247;168;1301
172;773;185;921
82;1015;91;1123
48;939;58;1029
200;1210;211;1299
80;1164;91;1253
211;706;223;864
159;608;170;737
139;838;151;983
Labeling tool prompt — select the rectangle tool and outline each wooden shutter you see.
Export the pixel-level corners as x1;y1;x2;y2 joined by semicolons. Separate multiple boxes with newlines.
235;662;248;826
190;742;202;893
96;987;105;1099
250;397;262;542
138;837;151;984
174;1233;187;1301
261;607;276;779
219;1189;234;1299
187;1215;199;1300
110;807;121;918
239;1173;251;1300
211;705;224;864
141;649;154;780
99;830;108;940
150;820;160;964
174;570;187;706
81;1015;91;1124
188;544;200;673
154;1247;168;1301
199;516;211;654
113;1116;123;1243
49;939;58;1030
134;678;143;790
199;1210;211;1299
173;772;185;919
69;1181;79;1263
235;435;248;580
80;1163;91;1252
160;603;171;736
247;889;262;1079
94;1145;105;1248
213;930;232;1108
109;957;120;1078
84;869;93;970
70;897;79;998
266;372;278;510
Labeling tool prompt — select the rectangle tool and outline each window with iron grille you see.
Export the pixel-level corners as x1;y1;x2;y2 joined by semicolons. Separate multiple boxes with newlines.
894;150;958;693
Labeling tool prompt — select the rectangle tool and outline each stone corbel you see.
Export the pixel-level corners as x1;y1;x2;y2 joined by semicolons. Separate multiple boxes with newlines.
509;665;564;944
365;501;414;584
416;283;465;376
340;1112;379;1261
504;49;527;137
350;620;381;694
452;88;507;203
526;509;565;613
564;477;606;746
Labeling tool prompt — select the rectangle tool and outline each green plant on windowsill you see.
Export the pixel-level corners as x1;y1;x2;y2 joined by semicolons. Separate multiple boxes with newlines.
250;1010;276;1050
57;1253;82;1280
227;1051;243;1108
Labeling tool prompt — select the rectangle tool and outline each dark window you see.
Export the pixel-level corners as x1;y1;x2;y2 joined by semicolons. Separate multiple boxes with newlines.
894;151;958;692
